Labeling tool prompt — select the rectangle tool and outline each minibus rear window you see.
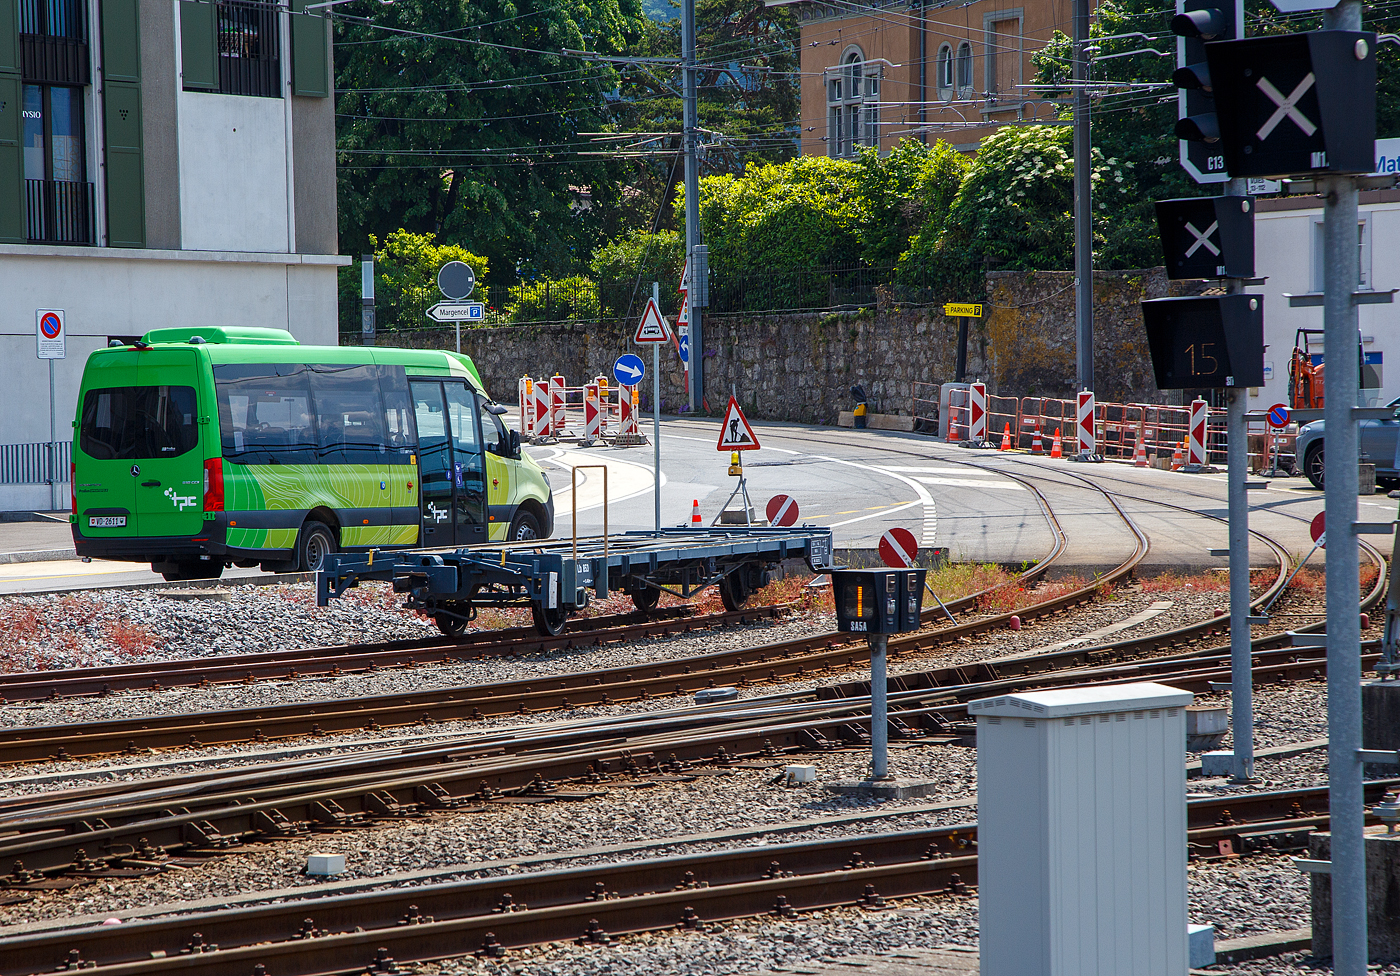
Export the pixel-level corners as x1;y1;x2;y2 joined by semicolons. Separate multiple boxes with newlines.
79;386;199;460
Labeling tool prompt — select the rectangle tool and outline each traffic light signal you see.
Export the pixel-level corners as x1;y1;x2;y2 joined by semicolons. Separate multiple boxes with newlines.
1141;295;1264;389
1205;31;1376;178
1172;0;1242;183
1154;196;1254;279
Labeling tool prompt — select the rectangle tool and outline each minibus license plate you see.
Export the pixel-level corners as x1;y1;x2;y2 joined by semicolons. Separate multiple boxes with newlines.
89;516;126;528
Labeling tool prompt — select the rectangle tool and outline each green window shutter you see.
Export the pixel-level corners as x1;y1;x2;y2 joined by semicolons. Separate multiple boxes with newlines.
104;81;144;247
179;0;217;92
290;1;328;98
0;0;18;77
101;0;140;84
0;74;23;243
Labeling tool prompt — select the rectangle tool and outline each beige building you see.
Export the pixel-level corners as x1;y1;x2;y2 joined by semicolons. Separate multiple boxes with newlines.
777;0;1075;156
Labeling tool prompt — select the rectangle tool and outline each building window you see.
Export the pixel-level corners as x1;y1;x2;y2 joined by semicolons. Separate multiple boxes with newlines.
21;83;93;245
827;49;882;157
218;1;282;97
18;0;85;39
1312;217;1372;292
957;42;973;95
937;44;953;99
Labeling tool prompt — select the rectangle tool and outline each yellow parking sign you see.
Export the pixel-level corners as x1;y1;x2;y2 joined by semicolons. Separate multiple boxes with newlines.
944;303;983;317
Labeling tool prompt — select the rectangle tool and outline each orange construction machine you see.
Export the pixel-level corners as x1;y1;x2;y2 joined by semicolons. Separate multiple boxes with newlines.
1289;329;1325;410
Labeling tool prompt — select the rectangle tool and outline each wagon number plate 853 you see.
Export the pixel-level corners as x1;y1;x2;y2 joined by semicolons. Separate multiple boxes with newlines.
89;516;126;528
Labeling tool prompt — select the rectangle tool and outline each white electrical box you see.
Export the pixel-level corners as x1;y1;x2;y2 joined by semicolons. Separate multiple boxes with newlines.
970;682;1194;976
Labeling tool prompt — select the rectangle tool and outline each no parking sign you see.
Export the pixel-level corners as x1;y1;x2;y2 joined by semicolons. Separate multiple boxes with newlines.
36;309;65;359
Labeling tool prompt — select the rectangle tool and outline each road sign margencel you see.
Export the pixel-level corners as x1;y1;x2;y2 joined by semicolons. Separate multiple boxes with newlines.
717;396;760;451
613;354;645;386
634;298;672;344
1311;511;1326;548
1267;403;1291;428
879;527;918;568
766;494;799;527
427;302;485;323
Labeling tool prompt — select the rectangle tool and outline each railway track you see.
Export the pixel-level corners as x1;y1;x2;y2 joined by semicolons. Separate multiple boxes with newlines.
0;779;1387;976
0;454;1070;705
0;589;1378;883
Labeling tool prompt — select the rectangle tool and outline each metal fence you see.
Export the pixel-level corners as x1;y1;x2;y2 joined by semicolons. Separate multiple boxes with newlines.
26;179;95;245
0;442;71;486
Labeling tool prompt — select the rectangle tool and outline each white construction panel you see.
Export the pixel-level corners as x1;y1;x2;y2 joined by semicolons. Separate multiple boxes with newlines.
974;683;1192;976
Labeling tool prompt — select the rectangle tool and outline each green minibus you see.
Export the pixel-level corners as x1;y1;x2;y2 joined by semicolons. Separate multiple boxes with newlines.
71;326;554;603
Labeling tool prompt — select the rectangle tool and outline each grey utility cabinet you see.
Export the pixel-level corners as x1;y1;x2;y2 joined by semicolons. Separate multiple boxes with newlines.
969;682;1195;976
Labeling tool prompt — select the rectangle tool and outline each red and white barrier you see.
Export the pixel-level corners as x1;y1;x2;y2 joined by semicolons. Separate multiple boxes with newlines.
1188;398;1208;469
533;377;551;438
584;383;602;441
549;375;566;435
519;377;532;437
618;384;639;437
1076;390;1096;458
969;383;988;444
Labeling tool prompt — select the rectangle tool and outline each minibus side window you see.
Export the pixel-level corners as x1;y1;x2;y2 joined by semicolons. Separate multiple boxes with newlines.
214;364;315;465
308;364;388;465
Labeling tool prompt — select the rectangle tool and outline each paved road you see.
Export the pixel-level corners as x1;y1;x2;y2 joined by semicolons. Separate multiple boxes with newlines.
1;413;1376;594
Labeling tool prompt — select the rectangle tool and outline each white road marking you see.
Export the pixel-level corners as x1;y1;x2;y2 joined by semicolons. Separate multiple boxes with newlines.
664;435;939;546
876;466;1005;476
824;500;923;529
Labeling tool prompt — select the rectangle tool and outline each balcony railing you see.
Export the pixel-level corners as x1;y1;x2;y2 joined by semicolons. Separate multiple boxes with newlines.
19;0;85;39
26;179;95;246
218;0;282;98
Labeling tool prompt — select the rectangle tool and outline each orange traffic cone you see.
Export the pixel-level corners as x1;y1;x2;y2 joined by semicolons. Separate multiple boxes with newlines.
1171;440;1184;471
999;423;1012;451
1030;422;1044;455
691;499;702;525
1050;428;1063;459
1133;436;1148;467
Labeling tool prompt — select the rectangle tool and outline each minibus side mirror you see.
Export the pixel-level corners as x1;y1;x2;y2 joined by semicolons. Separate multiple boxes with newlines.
508;429;521;459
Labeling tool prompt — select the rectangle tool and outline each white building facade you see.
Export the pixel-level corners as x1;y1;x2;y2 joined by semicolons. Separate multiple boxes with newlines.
1247;140;1400;411
0;0;345;512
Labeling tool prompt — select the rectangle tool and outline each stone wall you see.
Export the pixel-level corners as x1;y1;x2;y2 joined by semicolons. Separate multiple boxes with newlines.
379;268;1200;424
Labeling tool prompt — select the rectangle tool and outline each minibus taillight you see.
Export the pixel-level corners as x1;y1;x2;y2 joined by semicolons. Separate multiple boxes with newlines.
203;458;224;512
70;463;76;514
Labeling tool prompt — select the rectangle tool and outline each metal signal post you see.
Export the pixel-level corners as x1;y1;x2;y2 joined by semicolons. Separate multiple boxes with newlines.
682;0;702;415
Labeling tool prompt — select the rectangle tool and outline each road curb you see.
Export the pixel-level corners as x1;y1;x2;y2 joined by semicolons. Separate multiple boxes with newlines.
0;548;77;565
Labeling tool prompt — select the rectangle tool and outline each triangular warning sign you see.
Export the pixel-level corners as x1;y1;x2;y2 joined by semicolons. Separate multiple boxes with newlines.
634;297;672;344
717;396;761;452
679;256;690;295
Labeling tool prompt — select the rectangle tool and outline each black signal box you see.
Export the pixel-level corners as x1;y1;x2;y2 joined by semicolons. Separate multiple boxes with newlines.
1141;294;1265;389
833;569;926;635
1205;31;1376;178
1155;196;1255;280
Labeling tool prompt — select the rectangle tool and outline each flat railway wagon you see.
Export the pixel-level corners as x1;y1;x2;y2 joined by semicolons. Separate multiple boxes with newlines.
318;526;836;636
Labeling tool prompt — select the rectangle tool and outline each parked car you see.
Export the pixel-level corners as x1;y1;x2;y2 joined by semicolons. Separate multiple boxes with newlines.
1294;396;1400;489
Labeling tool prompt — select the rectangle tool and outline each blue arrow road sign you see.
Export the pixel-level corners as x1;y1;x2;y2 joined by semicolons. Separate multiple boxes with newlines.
678;333;690;365
613;353;645;386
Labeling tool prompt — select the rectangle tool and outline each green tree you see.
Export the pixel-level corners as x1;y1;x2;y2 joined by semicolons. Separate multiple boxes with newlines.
590;228;687;317
605;0;801;236
334;0;648;283
337;229;490;333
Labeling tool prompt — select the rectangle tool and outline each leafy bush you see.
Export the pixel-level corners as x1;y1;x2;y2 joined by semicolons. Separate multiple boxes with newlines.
506;276;600;323
338;229;491;334
590;229;686;318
